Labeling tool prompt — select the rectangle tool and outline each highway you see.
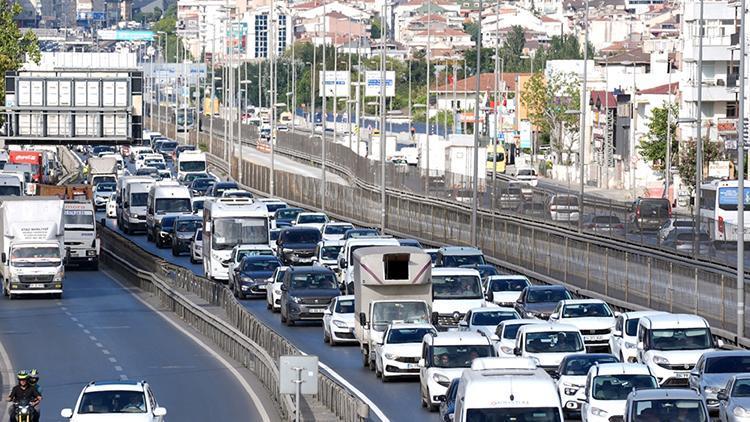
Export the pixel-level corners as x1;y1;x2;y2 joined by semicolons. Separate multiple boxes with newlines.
0;269;274;422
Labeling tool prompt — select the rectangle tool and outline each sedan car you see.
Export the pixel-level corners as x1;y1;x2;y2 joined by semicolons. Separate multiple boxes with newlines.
230;255;281;299
273;207;304;229
582;215;626;237
189;177;216;196
293;212;329;230
60;380;166;421
662;228;715;256
189;229;202;264
171;215;202;256
718;374;750;422
322;295;356;345
375;323;436;381
266;266;289;312
92;181;116;209
689;351;750;412
514;284;573;320
457;307;520;340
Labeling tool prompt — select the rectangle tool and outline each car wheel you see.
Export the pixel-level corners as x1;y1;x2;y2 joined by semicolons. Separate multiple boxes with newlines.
362;349;369;368
122;222;129;234
280;311;287;324
368;356;376;371
266;299;272;310
190;255;196;264
420;388;428;408
286;316;295;326
323;328;330;344
146;229;153;241
171;246;179;256
375;364;382;379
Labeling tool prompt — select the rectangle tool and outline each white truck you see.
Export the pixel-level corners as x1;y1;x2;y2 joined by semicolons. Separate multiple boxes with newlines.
63;201;99;269
445;140;487;195
0;197;65;299
353;246;433;369
176;150;207;180
87;156;118;187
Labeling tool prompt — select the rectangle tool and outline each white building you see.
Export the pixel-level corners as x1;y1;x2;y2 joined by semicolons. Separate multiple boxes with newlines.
176;0;227;59
243;5;293;59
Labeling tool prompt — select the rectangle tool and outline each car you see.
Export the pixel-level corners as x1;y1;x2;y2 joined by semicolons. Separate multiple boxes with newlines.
130;146;154;162
434;246;485;267
609;311;667;363
547;194;580;223
555;353;620;417
292;212;329;230
457;307;520;340
171;215;202;256
689;350;750;413
231;255;281;299
580;362;658;422
280;266;340;326
582;215;626;236
174;144;197;158
322;295;356;345
438;378;460;422
509;180;533;200
220;189;254;199
626;197;671;232
623;388;709;421
60;380;166;421
273;207;304;228
156;140;178;160
155;215;179;248
549;299;617;352
321;222;355;241
515;167;538;186
178;171;210;186
341;228;379;240
276;227;322;266
257;198;288;219
657;218;694;243
484;275;531;307
375;323;437;381
269;228;281;252
399;238;423;248
106;197;117;218
425;248;439;266
718;374;750;422
207;181;239;197
135;166;159;178
189;177;216;196
498;185;523;209
226;244;275;285
189;229;203;264
135;153;163;170
92;181;116;209
191;196;208;217
459;264;498;284
514;284;573;320
493;319;546;356
513;323;586;374
662;228;715;256
312;240;344;276
516;200;548;217
265;266;289;312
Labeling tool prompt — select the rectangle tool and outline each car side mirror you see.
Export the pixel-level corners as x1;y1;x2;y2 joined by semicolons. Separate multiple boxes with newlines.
576;392;587;402
311;257;318;263
637;341;644;350
458;320;468;327
513;347;521;356
339;258;347;268
1;252;6;263
612;330;622;337
153;407;167;417
516;298;523;304
614;311;621;317
716;339;725;349
359;312;366;326
323;309;331;316
418;358;425;368
550;371;559;380
717;390;729;401
60;409;73;418
485;291;494;302
690;369;700;377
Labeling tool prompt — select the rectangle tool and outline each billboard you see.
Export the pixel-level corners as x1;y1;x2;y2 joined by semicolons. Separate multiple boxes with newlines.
143;63;207;85
319;71;350;98
365;71;395;97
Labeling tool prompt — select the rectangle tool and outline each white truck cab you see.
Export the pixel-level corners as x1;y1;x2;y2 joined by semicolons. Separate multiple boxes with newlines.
514;323;585;374
635;313;721;387
431;267;486;329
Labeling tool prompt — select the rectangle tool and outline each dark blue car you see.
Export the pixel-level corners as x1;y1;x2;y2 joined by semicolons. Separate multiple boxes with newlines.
439;378;460;422
231;255;281;299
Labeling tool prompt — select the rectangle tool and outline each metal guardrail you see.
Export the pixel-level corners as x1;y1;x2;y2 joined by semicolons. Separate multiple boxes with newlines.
98;224;370;422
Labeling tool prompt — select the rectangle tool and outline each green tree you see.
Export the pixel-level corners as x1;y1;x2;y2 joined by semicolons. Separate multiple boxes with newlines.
463;21;480;42
0;2;40;104
152;3;190;62
522;71;581;164
677;139;723;193
639;102;678;171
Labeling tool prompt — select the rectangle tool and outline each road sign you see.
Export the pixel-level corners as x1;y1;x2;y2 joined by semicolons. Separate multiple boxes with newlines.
365;71;395;97
279;355;318;395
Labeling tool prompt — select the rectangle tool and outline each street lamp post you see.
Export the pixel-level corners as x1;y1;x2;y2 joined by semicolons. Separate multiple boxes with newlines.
379;2;387;233
471;0;482;246
695;0;705;231
736;0;746;338
577;0;590;233
424;0;432;194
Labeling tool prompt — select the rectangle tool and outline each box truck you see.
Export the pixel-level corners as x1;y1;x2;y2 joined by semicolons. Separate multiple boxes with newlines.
63;200;99;269
87;156;118;186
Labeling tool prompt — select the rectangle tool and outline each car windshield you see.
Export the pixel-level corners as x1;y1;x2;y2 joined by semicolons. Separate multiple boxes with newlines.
0;185;20;196
625;318;641;337
525;331;584;353
161;141;178;150
192;179;214;189
176;220;201;233
298;214;327;224
372;302;429;330
733;379;750;397
526;288;571;304
466;408;560;421
633;399;707;422
649;328;713;351
12;246;60;260
213;184;237;196
592;375;658;400
489;278;529;292
320;245;342;260
96;183;116;192
155;198;191;213
502;323;533;340
184;173;208;183
386;327;435;344
242;259;280;272
237;249;274;261
265;203;287;213
442;254;485;267
64;209;95;230
161;217;176;230
552;196;579;206
150;162;167;170
430;345;494;368
192;200;204;212
517;169;536;177
561;303;613;318
212;217;269;250
130;192;148;207
471;311;518;326
289;272;337;289
674;232;711;242
561;355;619;375
78;391;147;414
432;275;483;300
705;356;750;373
276;208;302;220
325;224;354;235
282;229;321;244
345;229;379;238
180;161;206;172
335;299;354;313
591;216;621;224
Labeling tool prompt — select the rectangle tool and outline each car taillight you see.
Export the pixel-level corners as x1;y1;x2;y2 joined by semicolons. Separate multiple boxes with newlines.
550;205;558;211
718;216;725;234
616;224;624;229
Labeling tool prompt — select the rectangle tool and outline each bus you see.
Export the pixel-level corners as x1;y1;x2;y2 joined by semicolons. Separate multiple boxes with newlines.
699;180;750;244
486;143;506;175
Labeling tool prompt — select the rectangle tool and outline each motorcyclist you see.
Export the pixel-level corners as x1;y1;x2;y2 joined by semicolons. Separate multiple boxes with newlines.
7;371;40;422
27;370;40;422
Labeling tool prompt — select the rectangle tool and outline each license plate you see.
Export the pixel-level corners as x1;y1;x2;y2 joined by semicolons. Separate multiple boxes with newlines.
406;363;417;369
29;284;44;288
585;335;605;341
257;285;266;290
309;308;325;313
675;372;689;379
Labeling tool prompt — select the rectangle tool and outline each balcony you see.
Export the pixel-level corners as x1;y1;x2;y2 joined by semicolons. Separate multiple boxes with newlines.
682;82;738;102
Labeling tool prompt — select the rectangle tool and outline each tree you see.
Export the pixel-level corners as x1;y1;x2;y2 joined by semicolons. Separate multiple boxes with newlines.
677;139;722;193
0;2;40;104
463;21;480;42
370;16;382;39
639;101;678;171
522;71;581;164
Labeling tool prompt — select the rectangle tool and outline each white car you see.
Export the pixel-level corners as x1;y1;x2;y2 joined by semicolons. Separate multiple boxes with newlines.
135;153;164;170
483;275;531;307
657;218;694;243
375;323;436;381
265;266;288;312
292;212;329;230
608;311;666;363
220;189;254;199
321;222;355;241
190;230;202;264
322;295;357;345
493;319;546;356
515;166;538;186
549;299;616;352
312;240;344;276
60;380;166;421
257;198;288;219
457;307;520;340
130;146;154;162
513;323;585;373
579;363;658;422
106;197;117;218
556;353;619;417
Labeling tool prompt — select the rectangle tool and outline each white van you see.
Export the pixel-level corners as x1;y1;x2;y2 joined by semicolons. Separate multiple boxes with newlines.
176;150;207;180
513;323;585;373
454;357;563;422
431;267;486;329
145;181;191;242
121;181;154;234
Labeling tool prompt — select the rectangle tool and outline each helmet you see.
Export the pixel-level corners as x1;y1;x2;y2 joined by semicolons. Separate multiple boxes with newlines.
28;369;38;383
16;370;28;381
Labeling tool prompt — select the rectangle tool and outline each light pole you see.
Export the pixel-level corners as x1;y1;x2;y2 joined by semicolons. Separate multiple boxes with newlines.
424;0;432;193
471;0;482;246
695;0;705;230
622;60;637;200
736;0;746;338
578;0;589;233
379;2;387;233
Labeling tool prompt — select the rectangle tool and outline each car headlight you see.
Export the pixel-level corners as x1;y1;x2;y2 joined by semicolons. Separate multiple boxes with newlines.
10;274;19;283
332;320;348;328
274;289;282;295
500;346;514;354
54;270;64;282
564;387;579;396
289;296;303;304
132;214;139;218
282;248;293;253
624;341;637;349
591;407;608;417
652;355;669;365
240;276;253;283
432;373;450;385
384;352;396;360
704;386;721;394
735;406;750;417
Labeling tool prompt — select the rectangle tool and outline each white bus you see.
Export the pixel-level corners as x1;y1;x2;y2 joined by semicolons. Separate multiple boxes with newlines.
699;180;750;244
202;198;269;281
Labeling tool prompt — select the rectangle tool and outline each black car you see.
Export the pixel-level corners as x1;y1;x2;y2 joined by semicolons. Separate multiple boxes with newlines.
626;197;671;232
208;181;239;197
399;238;423;248
514;285;573;320
175;145;197;157
179;172;211;186
231;255;281;299
342;228;379;240
172;215;203;256
280;266;340;326
274;207;304;228
460;264;498;284
556;353;619;416
276;227;322;265
156;215;179;248
157;140;178;160
189;178;216;196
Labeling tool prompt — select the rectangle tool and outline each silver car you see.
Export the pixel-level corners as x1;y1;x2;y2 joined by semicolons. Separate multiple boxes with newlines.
690;350;750;412
719;374;750;421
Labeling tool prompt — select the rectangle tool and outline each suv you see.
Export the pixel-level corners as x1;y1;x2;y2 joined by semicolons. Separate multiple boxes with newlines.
623;388;709;421
549;299;616;352
626;197;671;232
434;246;485;267
279;266;340;326
580;363;658;422
514;285;573;320
276;227;323;265
60;380;166;421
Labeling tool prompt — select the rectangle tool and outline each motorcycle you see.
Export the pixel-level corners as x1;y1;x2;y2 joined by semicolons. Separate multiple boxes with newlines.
12;400;35;422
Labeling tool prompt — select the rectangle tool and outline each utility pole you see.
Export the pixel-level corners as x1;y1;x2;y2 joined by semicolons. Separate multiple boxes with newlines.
424;0;431;193
578;0;589;233
695;0;705;228
270;1;277;195
321;6;328;211
471;0;482;246
291;11;297;132
665;60;672;201
736;0;746;338
379;2;387;233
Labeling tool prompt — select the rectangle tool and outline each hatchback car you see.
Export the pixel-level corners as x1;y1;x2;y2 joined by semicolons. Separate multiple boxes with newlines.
658;218;695;243
582;215;626;237
266;266;289;312
555;353;620;417
689;350;750;412
273;207;304;228
322;295;356;345
548;194;580;223
718;374;750;422
189;178;215;196
514;285;573;320
662;228;715;256
375;323;437;381
60;380;166;421
231;255;281;299
484;275;531;307
623;388;709;421
457;307;520;340
171;215;202;256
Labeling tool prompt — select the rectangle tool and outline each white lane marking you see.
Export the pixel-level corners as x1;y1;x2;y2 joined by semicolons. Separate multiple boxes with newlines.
64;311;71;316
83;329;91;334
89;336;97;341
119;374;129;381
101;349;110;355
60;306;67;311
114;366;123;372
102;269;273;422
70;317;78;322
0;320;13;421
108;357;117;363
76;323;84;328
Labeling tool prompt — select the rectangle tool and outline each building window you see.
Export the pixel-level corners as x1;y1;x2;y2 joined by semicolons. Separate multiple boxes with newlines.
727;101;738;118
